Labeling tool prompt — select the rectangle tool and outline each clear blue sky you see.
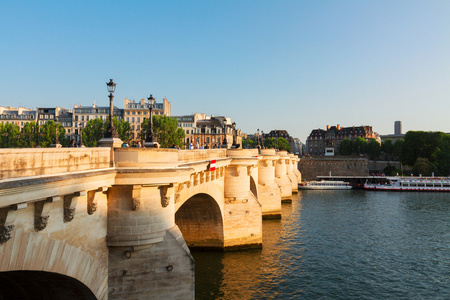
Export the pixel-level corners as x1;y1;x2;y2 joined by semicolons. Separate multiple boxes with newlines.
2;0;450;142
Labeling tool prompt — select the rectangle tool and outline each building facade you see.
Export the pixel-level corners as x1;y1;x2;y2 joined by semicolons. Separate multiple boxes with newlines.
72;104;123;142
173;114;242;149
306;124;380;156
123;98;171;141
0;106;36;130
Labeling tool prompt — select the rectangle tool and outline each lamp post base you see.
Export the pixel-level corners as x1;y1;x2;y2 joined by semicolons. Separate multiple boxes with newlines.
143;141;160;148
98;137;123;148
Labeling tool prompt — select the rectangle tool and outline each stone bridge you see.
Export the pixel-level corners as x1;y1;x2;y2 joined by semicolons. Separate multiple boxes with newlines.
0;147;301;299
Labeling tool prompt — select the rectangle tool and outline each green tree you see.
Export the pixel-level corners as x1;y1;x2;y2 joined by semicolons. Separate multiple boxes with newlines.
393;139;404;158
39;120;66;148
0;123;21;148
366;139;381;160
263;137;289;151
338;138;354;155
243;139;257;149
20;122;40;147
353;137;367;155
434;134;450;176
82;118;105;147
400;131;443;166
381;139;394;154
141;115;185;148
113;117;133;142
412;157;432;176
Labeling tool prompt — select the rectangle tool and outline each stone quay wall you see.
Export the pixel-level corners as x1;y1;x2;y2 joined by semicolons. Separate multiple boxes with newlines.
299;157;369;180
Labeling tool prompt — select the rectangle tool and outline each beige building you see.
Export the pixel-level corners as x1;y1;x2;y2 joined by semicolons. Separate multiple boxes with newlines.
124;97;171;141
173;113;242;149
0;106;36;130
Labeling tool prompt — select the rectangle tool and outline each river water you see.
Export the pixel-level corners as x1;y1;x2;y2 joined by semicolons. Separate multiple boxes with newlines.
193;190;450;299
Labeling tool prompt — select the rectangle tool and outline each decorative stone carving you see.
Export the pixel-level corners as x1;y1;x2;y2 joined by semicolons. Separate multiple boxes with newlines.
174;193;180;203
0;225;14;244
160;185;174;208
35;196;60;231
87;191;98;215
211;171;215;180
247;166;253;176
64;191;85;223
0;203;27;244
35;215;49;232
186;180;192;188
194;174;199;186
234;166;240;177
87;186;108;215
131;185;142;211
200;172;205;184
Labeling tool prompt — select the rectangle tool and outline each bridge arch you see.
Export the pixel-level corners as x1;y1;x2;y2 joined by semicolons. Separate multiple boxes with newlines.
175;193;224;249
0;271;97;300
0;230;107;299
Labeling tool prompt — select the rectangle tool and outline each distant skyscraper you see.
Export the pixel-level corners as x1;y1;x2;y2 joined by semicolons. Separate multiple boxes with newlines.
394;121;402;135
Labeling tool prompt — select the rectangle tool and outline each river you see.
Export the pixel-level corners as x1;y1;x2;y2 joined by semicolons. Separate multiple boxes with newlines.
193;190;450;299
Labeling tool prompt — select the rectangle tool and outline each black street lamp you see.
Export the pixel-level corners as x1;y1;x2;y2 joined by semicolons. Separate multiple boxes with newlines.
222;123;228;148
104;79;118;138
145;94;157;143
257;128;260;147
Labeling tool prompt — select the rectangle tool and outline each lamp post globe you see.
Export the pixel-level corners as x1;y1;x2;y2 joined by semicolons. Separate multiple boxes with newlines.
104;79;118;138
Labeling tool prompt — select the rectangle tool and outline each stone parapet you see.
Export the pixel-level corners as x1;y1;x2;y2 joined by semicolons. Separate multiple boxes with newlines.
0;148;111;180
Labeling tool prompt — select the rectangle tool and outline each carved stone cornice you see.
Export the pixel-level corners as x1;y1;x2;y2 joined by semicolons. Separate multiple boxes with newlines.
0;203;27;244
200;172;205;184
0;225;14;244
160;184;174;208
87;186;108;215
64;191;85;223
35;196;60;231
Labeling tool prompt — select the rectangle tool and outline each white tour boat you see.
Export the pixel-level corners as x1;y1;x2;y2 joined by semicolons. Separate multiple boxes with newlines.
298;180;352;190
364;176;450;192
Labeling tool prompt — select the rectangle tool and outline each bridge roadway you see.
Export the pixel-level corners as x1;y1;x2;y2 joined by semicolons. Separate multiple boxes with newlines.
0;146;301;299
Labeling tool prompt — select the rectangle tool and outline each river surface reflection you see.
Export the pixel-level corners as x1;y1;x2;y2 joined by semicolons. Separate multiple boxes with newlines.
193;190;450;299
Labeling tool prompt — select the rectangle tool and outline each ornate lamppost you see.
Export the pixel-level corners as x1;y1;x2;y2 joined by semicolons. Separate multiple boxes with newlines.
221;122;228;148
99;79;122;148
51;121;61;148
104;79;118;138
257;128;260;147
144;94;158;147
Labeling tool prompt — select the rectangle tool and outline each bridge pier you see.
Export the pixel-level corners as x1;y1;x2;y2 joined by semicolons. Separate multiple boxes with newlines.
107;153;195;300
223;150;262;249
258;149;282;219
287;154;300;193
275;151;293;202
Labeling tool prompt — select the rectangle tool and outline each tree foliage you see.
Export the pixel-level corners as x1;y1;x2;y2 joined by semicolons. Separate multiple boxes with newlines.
243;139;257;149
263;137;290;151
140;115;185;148
81;117;132;147
82;118;105;147
399;131;443;166
366;139;381;160
0;121;68;148
338;138;354;155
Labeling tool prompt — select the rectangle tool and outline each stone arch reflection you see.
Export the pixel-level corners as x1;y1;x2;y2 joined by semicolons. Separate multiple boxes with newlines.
175;193;224;250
